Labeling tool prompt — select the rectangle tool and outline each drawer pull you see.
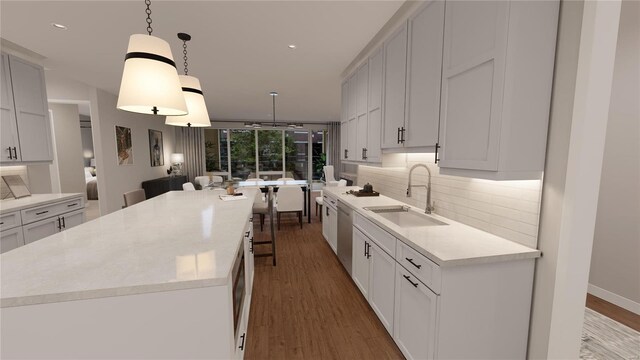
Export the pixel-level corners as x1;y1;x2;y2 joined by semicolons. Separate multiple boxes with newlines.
239;333;246;350
403;274;419;288
61;216;66;229
0;222;4;225
245;231;250;237
67;203;78;207
35;210;49;215
405;258;422;269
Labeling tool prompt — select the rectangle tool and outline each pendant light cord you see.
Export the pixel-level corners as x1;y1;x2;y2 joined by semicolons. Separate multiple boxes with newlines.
183;41;189;75
145;0;153;35
272;94;276;126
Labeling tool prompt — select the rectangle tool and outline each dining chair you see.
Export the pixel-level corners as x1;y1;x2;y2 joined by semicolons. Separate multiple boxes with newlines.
275;185;303;230
277;177;295;182
182;182;196;191
194;176;210;189
250;186;268;231
246;178;264;182
315;190;324;222
323;166;336;182
211;175;224;184
123;189;146;208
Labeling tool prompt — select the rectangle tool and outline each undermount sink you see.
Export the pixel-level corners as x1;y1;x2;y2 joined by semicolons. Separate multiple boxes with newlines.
364;206;448;228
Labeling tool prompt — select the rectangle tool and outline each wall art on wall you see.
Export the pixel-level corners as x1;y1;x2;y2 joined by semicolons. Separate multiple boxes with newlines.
115;125;134;165
148;129;164;167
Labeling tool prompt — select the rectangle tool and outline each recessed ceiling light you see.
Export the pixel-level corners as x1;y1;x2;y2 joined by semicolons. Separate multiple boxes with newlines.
288;44;296;49
51;23;68;30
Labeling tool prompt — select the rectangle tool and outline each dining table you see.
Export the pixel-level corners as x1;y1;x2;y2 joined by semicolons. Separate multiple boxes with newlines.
237;180;312;224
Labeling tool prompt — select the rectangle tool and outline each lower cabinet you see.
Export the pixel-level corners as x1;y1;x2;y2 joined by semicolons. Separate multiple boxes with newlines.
0;227;25;254
323;196;338;254
352;227;396;334
244;219;255;294
22;209;85;245
394;265;438;360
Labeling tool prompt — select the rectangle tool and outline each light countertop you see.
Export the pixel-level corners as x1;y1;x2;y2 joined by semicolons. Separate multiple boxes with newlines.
1;190;256;308
0;193;84;214
323;186;540;267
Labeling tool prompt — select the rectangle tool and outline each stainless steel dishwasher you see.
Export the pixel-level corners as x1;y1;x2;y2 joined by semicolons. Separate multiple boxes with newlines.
337;201;353;275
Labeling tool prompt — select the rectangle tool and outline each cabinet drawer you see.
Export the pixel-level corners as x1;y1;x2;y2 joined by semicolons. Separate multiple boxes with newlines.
21;197;83;224
323;194;337;209
396;240;441;294
1;226;25;254
353;211;396;257
0;211;21;231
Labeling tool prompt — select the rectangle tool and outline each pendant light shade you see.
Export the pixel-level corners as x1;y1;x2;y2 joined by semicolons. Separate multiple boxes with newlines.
117;34;188;116
165;75;211;127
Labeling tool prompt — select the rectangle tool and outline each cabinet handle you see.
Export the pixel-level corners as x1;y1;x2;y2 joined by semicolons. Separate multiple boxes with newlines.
403;274;419;288
61;216;66;229
401;127;406;144
35;210;49;215
364;148;368;160
12;147;17;159
245;231;250;237
0;222;4;225
397;127;401;144
435;143;440;164
239;333;246;350
364;241;368;257
57;217;61;230
326;205;329;217
366;242;371;259
6;147;12;159
405;258;422;269
67;203;78;207
250;237;254;253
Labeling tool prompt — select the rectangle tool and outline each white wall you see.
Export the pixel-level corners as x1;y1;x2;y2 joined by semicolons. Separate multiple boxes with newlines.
91;88;175;214
589;0;640;312
357;154;542;248
49;103;86;200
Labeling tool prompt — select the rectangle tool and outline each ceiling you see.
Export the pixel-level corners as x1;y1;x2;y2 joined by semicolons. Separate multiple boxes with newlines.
0;1;404;123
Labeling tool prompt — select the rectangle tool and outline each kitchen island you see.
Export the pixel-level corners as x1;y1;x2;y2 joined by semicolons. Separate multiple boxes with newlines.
1;190;257;359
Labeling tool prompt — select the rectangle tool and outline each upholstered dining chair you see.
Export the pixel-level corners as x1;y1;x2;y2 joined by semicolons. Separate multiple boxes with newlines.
182;182;196;191
253;186;276;266
275;185;303;229
194;176;210;189
277;177;295;182
246;178;265;182
123;189;146;208
315;190;324;222
210;175;224;184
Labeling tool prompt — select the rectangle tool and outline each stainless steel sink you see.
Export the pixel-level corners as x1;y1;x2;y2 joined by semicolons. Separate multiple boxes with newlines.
364;206;448;227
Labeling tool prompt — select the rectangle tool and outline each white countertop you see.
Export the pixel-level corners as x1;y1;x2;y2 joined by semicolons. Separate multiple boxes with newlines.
324;186;540;267
0;193;84;214
1;190;255;308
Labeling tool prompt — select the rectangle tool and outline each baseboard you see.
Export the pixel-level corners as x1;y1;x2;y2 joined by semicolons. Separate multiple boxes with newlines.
588;283;640;315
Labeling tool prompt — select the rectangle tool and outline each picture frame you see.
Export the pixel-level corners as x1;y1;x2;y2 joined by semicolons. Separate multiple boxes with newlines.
2;175;31;199
115;125;134;166
148;129;164;167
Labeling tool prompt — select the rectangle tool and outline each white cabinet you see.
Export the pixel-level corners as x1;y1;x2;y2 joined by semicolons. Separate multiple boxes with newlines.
352;228;370;298
368;240;396;334
394;265;438;360
382;24;408;149
340;121;349;161
404;0;445;149
1;227;25;254
327;205;337;254
355;63;368;162
22;215;60;245
438;1;559;179
366;48;383;163
347;117;357;161
0;53;53;164
244;219;254;294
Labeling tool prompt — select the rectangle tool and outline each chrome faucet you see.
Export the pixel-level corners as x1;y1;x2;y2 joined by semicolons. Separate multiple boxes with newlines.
407;164;434;214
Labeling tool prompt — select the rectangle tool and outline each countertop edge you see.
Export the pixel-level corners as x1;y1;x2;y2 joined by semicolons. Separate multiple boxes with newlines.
0;193;84;214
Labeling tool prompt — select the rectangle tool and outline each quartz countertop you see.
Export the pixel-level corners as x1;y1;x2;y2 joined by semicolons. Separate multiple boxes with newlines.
323;186;540;267
1;190;256;308
0;193;84;214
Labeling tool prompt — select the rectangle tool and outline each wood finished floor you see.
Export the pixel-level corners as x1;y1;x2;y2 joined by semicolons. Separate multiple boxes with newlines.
246;211;404;360
586;293;640;332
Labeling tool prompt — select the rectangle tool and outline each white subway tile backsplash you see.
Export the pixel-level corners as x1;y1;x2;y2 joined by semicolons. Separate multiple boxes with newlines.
357;155;542;248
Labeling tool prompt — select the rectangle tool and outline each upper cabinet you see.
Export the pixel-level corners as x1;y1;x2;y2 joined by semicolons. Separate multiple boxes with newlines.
366;48;383;163
355;62;369;161
381;24;408;149
438;1;559;179
404;1;445;149
0;53;53;164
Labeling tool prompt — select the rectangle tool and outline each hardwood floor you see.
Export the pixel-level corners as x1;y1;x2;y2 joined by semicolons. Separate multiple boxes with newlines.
586;293;640;332
246;211;404;359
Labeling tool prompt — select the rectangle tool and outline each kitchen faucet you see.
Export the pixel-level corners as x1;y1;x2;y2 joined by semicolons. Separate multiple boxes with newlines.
407;164;434;214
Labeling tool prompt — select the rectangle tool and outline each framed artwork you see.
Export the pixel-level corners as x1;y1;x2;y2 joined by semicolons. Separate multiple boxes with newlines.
1;175;31;199
115;125;134;165
148;129;164;167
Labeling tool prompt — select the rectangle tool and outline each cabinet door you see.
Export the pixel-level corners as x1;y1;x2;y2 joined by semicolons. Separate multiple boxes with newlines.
0;227;25;254
355;63;368;161
244;221;254;294
341;81;349;122
382;24;408;149
9;55;53;162
327;206;338;254
404;1;445;148
340;121;349;160
22;216;60;245
368;241;396;335
348;117;357;162
366;48;383;163
60;209;85;230
0;53;20;163
347;73;357;121
438;1;508;171
351;228;370;298
394;266;438;360
322;204;330;241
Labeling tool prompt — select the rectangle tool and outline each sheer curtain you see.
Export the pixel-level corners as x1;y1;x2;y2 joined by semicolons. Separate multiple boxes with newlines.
326;122;341;179
175;127;205;183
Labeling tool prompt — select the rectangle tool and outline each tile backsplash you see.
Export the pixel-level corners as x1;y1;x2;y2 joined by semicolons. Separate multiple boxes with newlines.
356;154;542;248
0;166;29;200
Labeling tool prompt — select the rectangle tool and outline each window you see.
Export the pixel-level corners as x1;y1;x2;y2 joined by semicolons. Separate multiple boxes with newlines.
257;130;283;178
205;129;228;173
311;130;326;180
229;129;255;180
285;130;309;180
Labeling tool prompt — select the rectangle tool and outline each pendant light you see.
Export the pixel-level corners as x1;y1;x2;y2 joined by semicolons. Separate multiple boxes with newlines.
116;0;187;116
165;33;211;127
